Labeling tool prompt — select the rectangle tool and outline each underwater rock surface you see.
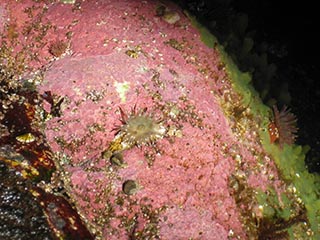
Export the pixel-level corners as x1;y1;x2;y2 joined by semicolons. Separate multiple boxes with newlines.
39;2;247;238
1;0;317;239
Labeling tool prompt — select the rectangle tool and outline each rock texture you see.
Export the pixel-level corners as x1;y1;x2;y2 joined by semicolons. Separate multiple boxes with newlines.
1;1;296;239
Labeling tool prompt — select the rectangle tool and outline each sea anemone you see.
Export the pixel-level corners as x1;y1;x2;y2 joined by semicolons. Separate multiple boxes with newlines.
113;106;166;150
269;105;298;147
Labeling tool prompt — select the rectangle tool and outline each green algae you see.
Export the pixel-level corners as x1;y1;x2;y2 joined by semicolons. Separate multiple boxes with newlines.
262;140;320;239
187;12;320;239
255;188;293;221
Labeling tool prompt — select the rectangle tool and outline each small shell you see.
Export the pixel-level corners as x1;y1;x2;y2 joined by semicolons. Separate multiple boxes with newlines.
122;180;139;195
162;11;180;24
16;133;36;143
110;153;125;167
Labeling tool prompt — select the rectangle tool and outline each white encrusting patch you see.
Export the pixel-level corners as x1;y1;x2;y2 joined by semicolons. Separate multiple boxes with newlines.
114;81;130;103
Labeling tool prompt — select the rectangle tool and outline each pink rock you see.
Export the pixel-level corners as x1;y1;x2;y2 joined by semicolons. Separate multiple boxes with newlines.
1;0;286;239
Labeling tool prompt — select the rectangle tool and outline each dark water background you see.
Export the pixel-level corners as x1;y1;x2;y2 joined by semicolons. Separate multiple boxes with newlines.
176;0;320;173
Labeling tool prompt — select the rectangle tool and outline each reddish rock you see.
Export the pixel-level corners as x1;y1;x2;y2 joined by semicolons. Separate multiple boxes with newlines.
1;1;287;239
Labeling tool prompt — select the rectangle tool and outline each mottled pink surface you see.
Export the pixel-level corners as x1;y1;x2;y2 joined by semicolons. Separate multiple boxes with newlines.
1;0;285;239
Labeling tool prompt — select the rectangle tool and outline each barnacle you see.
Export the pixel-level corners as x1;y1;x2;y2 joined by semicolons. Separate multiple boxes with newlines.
108;106;166;153
269;105;298;147
48;39;68;57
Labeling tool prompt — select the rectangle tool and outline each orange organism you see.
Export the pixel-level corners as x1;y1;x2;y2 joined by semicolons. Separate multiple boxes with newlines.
268;121;279;143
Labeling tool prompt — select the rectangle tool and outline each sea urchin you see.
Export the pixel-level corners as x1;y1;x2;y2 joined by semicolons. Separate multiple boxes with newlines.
111;106;166;152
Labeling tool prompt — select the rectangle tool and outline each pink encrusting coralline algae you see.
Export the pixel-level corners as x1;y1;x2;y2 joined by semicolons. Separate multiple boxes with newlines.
0;0;288;239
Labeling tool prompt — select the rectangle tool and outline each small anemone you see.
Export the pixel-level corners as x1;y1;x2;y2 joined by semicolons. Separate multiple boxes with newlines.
113;106;166;148
272;105;298;147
